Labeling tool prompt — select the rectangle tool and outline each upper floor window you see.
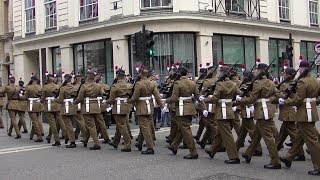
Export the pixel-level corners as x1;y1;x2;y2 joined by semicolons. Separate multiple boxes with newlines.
142;0;172;8
25;0;36;33
45;0;57;29
225;0;245;13
279;0;290;21
309;0;318;25
80;0;98;21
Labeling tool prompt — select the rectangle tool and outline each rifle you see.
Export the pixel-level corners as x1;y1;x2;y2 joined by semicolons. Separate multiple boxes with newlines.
198;65;219;91
204;60;239;97
53;76;70;98
240;57;277;97
128;76;141;98
283;54;320;99
276;68;299;90
239;64;255;90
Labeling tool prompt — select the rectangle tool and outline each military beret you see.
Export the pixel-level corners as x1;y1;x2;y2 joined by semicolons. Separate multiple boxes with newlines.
207;66;215;71
243;70;252;78
87;71;94;75
31;75;39;81
199;68;207;73
299;61;311;68
220;66;230;73
8;75;15;80
47;73;54;78
257;63;268;70
64;74;72;79
284;67;296;75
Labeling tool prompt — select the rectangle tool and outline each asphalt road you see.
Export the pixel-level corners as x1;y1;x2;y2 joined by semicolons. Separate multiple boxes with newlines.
0;113;319;180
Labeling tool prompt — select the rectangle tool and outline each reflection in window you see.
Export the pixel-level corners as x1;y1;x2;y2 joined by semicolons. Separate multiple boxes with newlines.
73;40;113;84
45;0;57;29
25;0;36;33
52;47;62;75
268;39;289;77
80;0;98;21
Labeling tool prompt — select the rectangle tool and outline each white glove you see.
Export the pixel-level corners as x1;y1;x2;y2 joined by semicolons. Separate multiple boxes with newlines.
161;99;166;104
236;95;242;101
232;106;237;112
202;110;209;117
133;106;136;111
249;106;254;113
278;98;285;105
123;99;127;104
161;106;169;113
199;95;205;102
19;93;23;97
102;100;106;104
106;107;112;112
292;106;297;112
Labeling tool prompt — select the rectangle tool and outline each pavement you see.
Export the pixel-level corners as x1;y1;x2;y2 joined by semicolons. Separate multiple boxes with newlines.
0;112;320;180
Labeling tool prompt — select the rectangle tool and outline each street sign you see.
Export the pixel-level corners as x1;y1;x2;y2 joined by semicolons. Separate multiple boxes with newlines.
314;43;320;54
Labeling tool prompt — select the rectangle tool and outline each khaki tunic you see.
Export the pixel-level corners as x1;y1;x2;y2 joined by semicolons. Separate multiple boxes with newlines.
1;84;21;111
0;88;5;107
240;76;280;120
106;79;132;115
55;84;77;116
22;84;43;112
41;82;61;112
128;77;163;115
284;74;319;122
278;80;295;122
205;78;237;120
201;77;217;113
167;76;205;116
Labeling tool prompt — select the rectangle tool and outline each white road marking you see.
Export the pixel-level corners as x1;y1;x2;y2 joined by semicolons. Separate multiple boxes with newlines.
0;125;198;155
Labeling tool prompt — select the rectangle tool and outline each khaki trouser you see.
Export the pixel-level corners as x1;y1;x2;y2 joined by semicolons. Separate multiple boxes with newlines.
45;112;60;142
286;122;320;170
171;116;198;156
150;116;156;141
29;112;42;139
202;113;218;144
195;115;207;140
62;115;76;143
236;118;262;152
57;113;67;137
17;111;27;131
96;113;110;140
168;111;178;142
113;114;131;149
83;113;109;146
72;113;89;141
8;110;21;136
137;115;154;149
231;111;241;136
277;121;304;155
209;119;239;159
0;107;3;128
271;119;280;143
127;119;132;137
245;119;280;165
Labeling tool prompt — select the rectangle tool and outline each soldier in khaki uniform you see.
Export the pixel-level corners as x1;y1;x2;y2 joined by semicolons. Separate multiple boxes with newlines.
0;75;21;138
73;73;86;139
74;70;110;150
237;63;281;169
165;66;205;159
128;69;163;155
107;69;132;152
41;73;62;146
230;73;241;136
17;79;28;133
279;61;320;176
21;75;43;142
276;67;305;160
0;86;4;129
202;66;240;164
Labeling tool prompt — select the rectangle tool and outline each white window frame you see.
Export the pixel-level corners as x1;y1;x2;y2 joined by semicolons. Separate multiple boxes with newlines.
279;0;290;21
25;0;36;33
44;0;57;29
225;0;245;13
141;0;172;9
79;0;99;21
309;0;319;25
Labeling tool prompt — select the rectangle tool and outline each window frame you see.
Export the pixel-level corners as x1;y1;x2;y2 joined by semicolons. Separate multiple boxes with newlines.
44;0;57;30
140;0;173;9
225;0;245;14
309;0;319;26
79;0;99;22
25;0;36;33
279;0;290;22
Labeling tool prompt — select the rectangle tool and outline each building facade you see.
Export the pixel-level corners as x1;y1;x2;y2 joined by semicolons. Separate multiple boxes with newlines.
0;0;14;86
11;0;320;84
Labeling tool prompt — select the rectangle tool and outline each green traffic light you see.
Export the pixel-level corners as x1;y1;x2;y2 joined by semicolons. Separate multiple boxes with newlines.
149;49;155;56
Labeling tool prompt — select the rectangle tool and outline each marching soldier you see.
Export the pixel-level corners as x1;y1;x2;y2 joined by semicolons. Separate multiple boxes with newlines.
165;66;205;159
202;65;240;164
41;73;62;146
128;68;164;154
276;67;305;160
279;61;320;176
0;85;4;129
236;63;281;169
0;75;21;138
17;79;28;133
107;69;132;152
21;74;43;142
74;70;110;150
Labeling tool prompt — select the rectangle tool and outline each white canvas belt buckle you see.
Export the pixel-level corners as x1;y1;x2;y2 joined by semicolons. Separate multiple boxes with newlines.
304;98;316;122
28;98;40;111
218;99;232;119
178;97;192;116
46;97;55;111
63;98;74;114
139;96;152;114
85;98;99;113
256;98;270;120
245;106;251;118
115;98;127;114
208;95;213;113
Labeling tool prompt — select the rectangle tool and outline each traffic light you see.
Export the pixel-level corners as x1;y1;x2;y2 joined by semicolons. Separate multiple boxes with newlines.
143;29;155;57
285;44;293;61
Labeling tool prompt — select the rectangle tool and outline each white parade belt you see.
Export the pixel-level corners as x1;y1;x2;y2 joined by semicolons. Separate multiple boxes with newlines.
115;97;127;114
63;98;74;114
178;97;192;116
256;98;270;120
138;96;152;114
208;95;213;113
77;103;81;111
245;106;251;118
97;97;103;109
46;97;55;111
303;98;316;122
151;95;157;107
85;97;99;113
218;99;232;119
28;98;40;111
